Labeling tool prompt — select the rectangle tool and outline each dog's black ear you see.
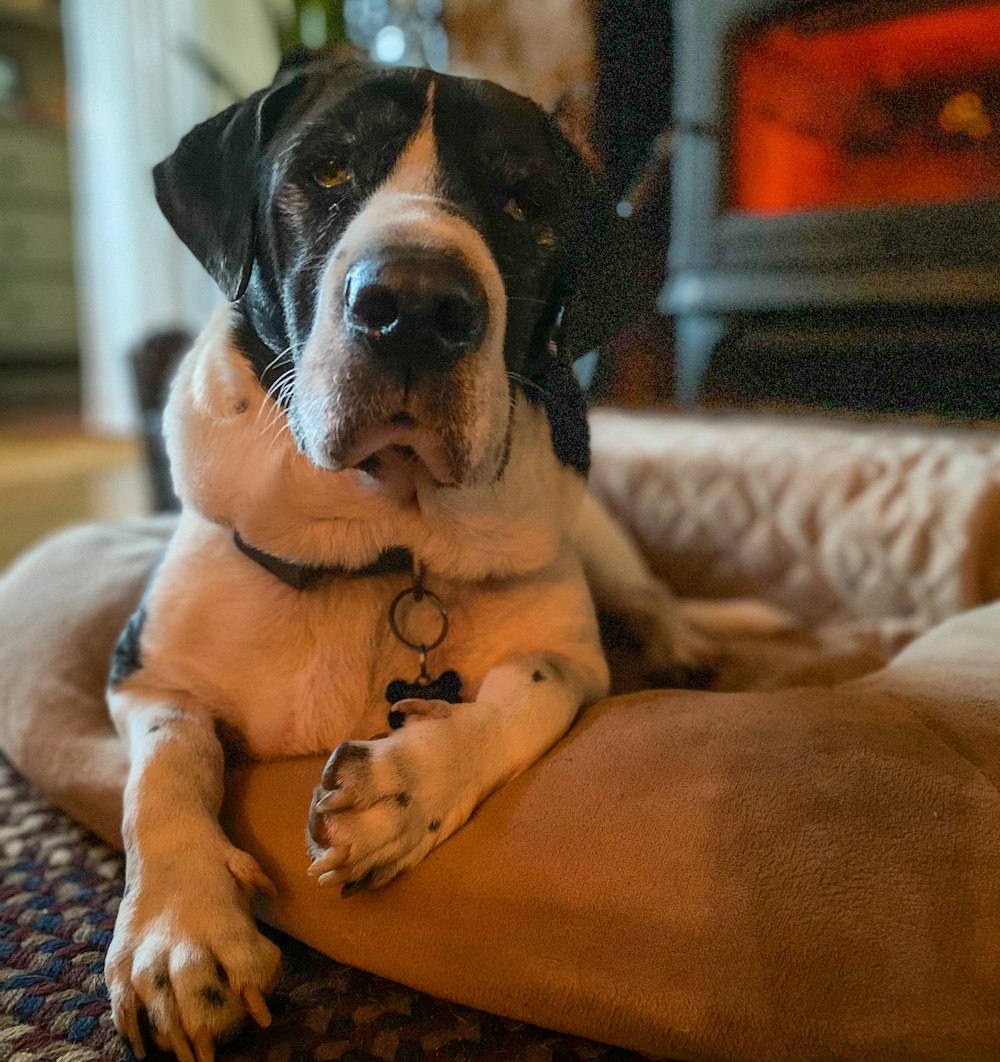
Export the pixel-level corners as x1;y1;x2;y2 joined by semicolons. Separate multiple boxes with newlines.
548;125;647;363
153;74;306;301
560;187;642;362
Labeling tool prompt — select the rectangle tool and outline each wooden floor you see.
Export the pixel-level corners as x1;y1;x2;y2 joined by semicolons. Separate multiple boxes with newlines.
0;412;150;571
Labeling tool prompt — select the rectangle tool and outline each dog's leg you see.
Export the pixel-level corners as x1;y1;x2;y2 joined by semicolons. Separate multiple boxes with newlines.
574;491;794;683
307;651;606;895
105;689;281;1061
573;491;718;681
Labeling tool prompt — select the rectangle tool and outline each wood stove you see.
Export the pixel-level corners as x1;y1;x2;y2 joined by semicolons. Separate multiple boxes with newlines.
662;0;1000;415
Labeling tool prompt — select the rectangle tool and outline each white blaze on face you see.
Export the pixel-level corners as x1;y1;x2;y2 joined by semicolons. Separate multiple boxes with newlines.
294;79;511;488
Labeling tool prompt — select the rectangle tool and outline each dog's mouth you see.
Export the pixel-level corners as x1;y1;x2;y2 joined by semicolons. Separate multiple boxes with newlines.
338;415;459;489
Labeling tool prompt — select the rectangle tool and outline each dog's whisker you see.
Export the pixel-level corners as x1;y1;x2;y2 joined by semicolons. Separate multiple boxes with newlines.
264;420;294;456
260;384;290;416
259;346;294;378
265;373;307;442
257;366;297;413
264;367;297;403
256;342;306;389
259;414;284;445
506;371;548;396
262;394;296;448
256;377;297;440
263;395;294;439
255;362;301;425
256;394;293;437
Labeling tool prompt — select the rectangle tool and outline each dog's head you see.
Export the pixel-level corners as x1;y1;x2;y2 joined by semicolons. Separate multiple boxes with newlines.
155;59;635;494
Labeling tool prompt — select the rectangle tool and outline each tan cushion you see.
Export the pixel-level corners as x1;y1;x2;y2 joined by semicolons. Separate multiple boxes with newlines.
223;666;1000;1060
1;518;998;1060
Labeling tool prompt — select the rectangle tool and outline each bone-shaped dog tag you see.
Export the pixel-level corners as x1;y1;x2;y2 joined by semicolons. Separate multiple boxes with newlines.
385;670;463;727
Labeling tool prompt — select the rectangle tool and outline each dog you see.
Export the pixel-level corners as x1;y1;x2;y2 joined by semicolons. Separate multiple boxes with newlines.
98;56;782;1061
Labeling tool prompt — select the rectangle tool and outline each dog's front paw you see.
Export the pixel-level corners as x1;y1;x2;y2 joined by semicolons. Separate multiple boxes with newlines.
106;842;281;1061
307;724;465;897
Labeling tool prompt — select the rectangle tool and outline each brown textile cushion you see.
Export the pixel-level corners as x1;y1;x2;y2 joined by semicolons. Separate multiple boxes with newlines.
224;651;1000;1061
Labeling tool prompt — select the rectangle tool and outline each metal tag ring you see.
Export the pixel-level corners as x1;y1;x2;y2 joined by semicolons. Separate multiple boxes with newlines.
388;585;449;653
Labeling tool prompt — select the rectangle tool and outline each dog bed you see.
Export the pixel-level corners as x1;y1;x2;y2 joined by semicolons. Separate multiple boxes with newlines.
1;412;999;1061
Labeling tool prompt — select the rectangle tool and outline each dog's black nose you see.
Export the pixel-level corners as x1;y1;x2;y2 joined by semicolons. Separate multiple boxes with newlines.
343;249;488;371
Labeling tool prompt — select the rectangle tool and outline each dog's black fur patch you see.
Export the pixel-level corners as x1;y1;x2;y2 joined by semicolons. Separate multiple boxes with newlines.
107;551;165;690
108;606;146;688
198;986;227;1009
322;740;371;789
531;355;591;475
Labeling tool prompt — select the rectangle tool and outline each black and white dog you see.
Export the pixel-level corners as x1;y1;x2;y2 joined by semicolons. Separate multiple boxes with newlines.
102;57;770;1061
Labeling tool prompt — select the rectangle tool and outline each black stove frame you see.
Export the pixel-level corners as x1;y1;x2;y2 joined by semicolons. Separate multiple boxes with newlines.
661;0;1000;415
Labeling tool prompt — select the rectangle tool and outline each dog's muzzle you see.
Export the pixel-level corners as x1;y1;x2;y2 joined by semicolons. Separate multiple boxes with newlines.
343;248;489;374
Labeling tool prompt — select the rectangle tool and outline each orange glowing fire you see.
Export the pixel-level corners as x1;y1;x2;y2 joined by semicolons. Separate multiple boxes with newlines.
729;2;1000;214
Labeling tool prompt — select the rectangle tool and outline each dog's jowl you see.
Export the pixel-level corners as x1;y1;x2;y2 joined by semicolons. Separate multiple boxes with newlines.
102;57;706;1061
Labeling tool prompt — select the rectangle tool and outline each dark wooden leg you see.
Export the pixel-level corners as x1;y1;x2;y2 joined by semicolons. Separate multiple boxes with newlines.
674;314;724;406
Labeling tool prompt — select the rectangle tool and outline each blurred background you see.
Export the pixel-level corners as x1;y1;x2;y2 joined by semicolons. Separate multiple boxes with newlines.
0;0;997;565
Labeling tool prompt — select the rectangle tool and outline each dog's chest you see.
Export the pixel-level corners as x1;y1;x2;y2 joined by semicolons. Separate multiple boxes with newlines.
131;503;596;764
143;573;423;758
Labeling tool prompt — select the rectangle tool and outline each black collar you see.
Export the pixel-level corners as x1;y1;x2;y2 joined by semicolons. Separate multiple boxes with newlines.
233;532;413;590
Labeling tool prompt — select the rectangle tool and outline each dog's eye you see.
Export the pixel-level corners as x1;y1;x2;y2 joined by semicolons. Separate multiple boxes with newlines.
504;195;536;222
502;179;551;223
312;162;352;189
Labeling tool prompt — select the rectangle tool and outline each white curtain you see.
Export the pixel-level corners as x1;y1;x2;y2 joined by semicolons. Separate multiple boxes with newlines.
63;0;284;433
